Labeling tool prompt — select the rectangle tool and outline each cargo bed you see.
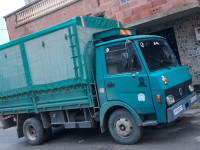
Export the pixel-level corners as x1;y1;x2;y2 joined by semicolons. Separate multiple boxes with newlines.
0;16;122;115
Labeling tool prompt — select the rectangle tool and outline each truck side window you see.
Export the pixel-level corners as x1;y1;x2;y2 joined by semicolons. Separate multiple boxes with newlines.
105;44;130;75
127;42;141;72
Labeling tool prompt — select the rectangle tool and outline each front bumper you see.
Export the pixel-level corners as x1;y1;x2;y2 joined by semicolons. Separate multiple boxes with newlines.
167;93;199;122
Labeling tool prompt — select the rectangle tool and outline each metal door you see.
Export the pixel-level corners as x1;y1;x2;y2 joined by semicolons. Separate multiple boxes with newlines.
102;41;155;114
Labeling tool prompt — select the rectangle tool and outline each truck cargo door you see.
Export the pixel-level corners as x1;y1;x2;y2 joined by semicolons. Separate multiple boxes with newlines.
102;41;155;114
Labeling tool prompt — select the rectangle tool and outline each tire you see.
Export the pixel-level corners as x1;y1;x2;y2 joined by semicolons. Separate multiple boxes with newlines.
23;118;45;145
108;109;143;145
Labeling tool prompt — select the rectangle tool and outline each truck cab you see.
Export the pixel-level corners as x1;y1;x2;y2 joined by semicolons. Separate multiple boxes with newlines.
94;28;198;144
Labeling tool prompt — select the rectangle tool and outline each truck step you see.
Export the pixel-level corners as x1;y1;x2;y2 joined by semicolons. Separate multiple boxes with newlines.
142;120;158;126
64;121;93;129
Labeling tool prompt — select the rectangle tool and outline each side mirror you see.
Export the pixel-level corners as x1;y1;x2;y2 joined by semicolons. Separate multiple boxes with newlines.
121;52;129;69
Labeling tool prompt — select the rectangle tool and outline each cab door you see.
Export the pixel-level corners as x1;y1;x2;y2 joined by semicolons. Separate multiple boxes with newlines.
102;41;155;114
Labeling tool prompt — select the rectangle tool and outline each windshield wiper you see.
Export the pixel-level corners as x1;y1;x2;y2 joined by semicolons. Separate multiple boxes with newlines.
157;55;177;67
149;56;171;70
162;58;177;67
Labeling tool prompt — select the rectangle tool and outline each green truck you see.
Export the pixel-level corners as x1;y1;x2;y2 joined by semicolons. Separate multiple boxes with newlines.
0;16;198;145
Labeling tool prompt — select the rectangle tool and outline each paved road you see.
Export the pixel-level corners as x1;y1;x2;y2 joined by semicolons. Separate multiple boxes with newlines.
1;110;200;150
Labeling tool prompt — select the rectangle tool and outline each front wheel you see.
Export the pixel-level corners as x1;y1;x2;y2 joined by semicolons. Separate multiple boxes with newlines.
108;109;143;145
23;118;45;145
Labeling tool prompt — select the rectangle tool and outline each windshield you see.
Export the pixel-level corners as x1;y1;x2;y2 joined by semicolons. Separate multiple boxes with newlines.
138;39;178;72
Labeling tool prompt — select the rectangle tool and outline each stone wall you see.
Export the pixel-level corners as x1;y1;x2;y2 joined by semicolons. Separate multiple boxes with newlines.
137;13;200;85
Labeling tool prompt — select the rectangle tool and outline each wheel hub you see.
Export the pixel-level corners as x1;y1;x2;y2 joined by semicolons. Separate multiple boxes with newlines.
115;117;133;138
26;124;37;141
120;125;126;131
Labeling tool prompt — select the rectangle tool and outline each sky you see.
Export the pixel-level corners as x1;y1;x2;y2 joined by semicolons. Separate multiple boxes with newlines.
0;0;25;45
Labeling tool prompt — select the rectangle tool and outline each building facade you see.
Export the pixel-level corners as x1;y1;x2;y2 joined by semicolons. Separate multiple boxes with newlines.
4;0;200;87
24;0;38;5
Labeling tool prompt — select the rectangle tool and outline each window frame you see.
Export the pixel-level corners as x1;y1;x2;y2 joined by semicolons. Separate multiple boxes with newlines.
104;42;141;76
120;0;131;5
137;38;178;72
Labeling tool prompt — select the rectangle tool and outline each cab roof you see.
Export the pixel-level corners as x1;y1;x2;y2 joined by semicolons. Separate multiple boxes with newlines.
95;35;165;47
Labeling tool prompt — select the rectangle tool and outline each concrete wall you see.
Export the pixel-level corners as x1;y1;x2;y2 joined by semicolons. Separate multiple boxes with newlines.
5;0;199;40
137;13;200;85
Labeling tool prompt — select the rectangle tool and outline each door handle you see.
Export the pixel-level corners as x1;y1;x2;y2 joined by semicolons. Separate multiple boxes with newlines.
106;82;115;88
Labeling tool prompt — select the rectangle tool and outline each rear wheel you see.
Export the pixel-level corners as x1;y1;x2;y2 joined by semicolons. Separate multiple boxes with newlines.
108;109;142;145
23;118;45;145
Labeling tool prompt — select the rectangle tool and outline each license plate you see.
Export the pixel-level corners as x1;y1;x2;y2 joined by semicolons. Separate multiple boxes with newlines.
173;105;183;116
190;95;197;103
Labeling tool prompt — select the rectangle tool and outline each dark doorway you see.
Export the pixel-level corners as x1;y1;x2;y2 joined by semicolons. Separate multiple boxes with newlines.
150;27;181;65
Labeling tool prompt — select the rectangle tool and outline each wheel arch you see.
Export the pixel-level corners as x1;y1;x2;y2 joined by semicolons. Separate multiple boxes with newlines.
100;101;142;133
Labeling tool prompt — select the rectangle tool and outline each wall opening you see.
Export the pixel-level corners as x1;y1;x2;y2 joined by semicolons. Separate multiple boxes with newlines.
94;12;105;18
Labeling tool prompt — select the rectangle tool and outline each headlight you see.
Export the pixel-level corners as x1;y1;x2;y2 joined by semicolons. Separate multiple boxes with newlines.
189;84;194;93
166;95;175;106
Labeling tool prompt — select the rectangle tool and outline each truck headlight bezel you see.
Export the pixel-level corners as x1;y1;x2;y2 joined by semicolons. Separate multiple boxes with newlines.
189;84;194;93
166;95;175;106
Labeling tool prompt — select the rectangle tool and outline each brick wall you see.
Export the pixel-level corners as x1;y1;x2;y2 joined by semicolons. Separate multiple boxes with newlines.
5;0;199;40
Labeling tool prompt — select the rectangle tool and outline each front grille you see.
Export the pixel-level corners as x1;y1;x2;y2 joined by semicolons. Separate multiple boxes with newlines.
165;79;192;105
